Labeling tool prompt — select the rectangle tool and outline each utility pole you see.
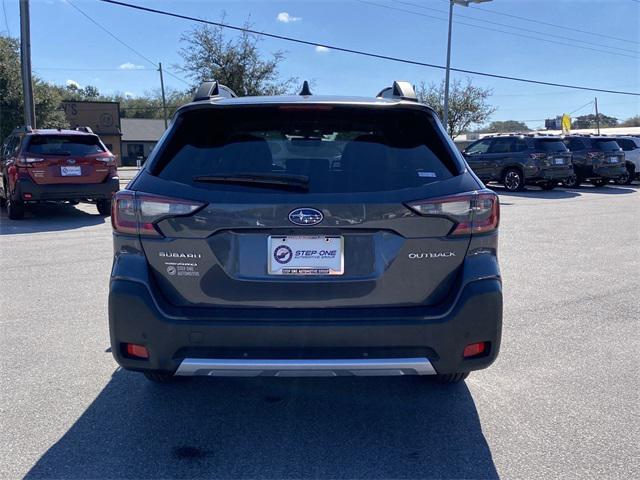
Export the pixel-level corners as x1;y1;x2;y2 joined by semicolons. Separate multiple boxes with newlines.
442;0;454;134
443;1;493;136
158;62;168;129
594;97;600;135
19;0;36;128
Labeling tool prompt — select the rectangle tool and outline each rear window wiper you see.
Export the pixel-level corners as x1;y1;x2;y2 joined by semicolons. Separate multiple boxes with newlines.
193;173;310;192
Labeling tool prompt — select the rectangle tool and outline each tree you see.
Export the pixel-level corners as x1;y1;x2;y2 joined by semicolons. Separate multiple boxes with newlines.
0;35;67;140
416;78;495;139
572;113;618;129
620;116;640;127
477;120;530;133
175;19;297;96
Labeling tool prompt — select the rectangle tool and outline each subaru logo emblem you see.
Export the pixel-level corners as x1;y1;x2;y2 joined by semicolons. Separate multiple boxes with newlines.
67;158;76;165
288;208;323;226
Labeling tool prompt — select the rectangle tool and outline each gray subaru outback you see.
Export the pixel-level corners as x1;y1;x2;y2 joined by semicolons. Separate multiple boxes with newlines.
108;81;502;385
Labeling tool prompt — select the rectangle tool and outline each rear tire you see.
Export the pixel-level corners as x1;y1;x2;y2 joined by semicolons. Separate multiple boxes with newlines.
143;372;177;383
562;174;582;188
6;193;24;220
434;372;470;384
502;168;525;191
96;199;111;216
615;166;633;185
540;181;557;191
591;178;608;187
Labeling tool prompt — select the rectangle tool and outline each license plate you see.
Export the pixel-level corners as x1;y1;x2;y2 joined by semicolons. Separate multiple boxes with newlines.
609;157;618;163
61;166;82;176
268;236;344;275
554;158;564;165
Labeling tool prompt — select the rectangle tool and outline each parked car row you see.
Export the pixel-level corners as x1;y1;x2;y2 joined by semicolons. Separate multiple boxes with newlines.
0;126;119;219
462;133;639;191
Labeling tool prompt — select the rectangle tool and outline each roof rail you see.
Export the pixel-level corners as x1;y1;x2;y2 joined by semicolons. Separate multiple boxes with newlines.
299;80;312;96
193;80;237;102
75;126;94;134
376;81;417;101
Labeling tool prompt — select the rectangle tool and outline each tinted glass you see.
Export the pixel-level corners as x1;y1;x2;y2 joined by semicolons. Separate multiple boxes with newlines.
616;139;636;151
514;139;528;152
565;138;585;150
465;139;491;155
488;138;514;154
593;140;621;152
155;107;456;193
27;135;105;156
534;139;569;152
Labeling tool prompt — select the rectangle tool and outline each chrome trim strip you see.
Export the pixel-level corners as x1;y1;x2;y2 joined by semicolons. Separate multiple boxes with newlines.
174;357;436;377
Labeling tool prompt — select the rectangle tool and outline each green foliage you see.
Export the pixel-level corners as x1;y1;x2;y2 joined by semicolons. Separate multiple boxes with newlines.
1;35;67;140
477;120;530;133
572;113;618;129
416;78;496;139
175;18;297;96
620;116;640;127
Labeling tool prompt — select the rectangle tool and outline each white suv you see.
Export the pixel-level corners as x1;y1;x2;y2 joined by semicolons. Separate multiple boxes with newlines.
615;136;640;184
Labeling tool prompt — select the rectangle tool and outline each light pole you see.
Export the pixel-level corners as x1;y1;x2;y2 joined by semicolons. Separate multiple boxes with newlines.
443;0;493;134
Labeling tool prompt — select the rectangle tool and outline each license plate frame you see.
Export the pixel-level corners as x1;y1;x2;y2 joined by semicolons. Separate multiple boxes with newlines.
608;157;618;163
60;166;82;176
554;158;564;165
268;235;344;276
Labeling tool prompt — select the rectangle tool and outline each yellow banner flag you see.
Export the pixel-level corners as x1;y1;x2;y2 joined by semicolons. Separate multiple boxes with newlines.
561;114;571;133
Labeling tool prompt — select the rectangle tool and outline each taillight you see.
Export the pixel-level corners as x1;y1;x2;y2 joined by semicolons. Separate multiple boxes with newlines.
96;154;117;165
406;190;499;236
111;190;204;237
16;156;44;166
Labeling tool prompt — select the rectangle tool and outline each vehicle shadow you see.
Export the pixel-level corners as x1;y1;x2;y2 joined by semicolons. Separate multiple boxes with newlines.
25;370;498;479
0;203;106;235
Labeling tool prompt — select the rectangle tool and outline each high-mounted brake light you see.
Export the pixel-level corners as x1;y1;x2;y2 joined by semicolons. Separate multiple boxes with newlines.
278;105;334;111
111;190;204;237
406;190;499;236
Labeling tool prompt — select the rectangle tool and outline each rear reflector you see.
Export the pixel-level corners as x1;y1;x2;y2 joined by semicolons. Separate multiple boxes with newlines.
126;343;149;359
463;342;487;358
23;193;32;200
111;190;204;237
406;190;499;236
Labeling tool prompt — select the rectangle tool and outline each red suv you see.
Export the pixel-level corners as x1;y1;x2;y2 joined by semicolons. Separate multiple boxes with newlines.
0;126;119;219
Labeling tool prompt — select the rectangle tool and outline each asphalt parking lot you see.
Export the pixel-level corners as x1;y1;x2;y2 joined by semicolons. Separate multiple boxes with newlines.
1;183;639;479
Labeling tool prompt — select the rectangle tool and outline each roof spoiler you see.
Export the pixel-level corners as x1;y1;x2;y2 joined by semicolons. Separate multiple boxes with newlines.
193;81;238;102
376;81;417;101
75;126;94;133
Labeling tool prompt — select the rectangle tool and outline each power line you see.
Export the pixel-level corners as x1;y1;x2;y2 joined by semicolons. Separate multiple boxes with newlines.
436;0;639;45
98;0;640;96
569;101;594;116
65;0;190;86
359;1;637;59
35;66;154;72
395;0;639;55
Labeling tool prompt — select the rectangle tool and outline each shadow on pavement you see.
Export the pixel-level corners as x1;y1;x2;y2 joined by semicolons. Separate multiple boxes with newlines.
25;370;498;479
0;203;106;235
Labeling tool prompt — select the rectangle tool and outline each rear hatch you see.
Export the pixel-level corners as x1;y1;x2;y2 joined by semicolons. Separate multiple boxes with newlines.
592;139;625;166
128;104;485;309
533;138;572;166
24;134;114;184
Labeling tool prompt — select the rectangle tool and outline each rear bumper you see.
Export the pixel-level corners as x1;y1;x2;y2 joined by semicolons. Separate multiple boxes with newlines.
527;165;574;183
15;177;119;201
575;164;626;179
108;274;503;377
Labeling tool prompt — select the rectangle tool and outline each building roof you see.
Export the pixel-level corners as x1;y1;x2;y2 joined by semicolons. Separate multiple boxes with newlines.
120;118;166;142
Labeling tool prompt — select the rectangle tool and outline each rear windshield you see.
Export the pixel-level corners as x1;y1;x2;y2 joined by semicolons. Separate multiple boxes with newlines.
154;106;457;193
593;139;621;152
27;135;105;156
534;139;568;152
